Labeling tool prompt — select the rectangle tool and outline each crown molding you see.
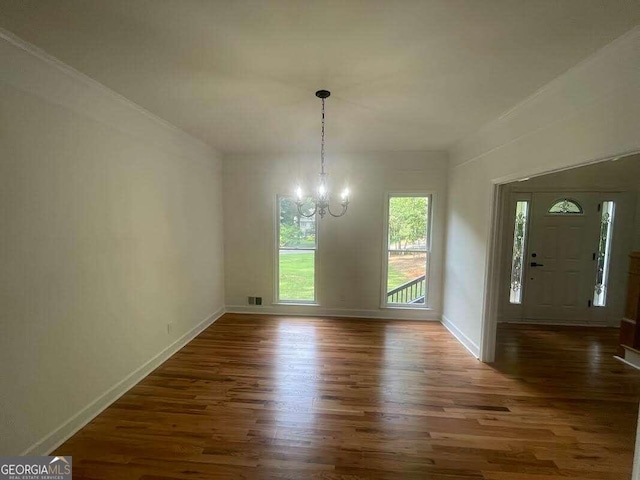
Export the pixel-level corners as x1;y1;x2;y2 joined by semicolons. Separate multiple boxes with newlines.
450;25;640;168
0;27;217;157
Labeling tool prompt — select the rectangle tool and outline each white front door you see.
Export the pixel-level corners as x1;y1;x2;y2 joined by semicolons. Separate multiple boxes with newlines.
522;193;600;323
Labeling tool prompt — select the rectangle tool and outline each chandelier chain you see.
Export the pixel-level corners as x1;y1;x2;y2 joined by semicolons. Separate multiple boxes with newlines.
321;98;326;175
295;89;348;219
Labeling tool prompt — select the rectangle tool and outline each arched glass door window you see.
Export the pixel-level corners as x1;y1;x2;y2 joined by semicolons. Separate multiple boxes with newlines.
548;198;583;215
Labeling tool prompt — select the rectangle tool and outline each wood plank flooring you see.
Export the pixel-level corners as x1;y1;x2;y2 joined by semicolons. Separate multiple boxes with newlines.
55;315;640;479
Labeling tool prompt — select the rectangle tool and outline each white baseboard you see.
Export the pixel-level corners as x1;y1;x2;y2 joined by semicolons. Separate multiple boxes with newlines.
225;304;441;321
21;307;225;456
619;346;640;370
441;315;480;359
500;318;610;327
615;355;640;371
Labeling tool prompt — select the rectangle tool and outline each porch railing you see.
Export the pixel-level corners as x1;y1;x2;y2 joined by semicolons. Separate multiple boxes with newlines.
387;275;426;304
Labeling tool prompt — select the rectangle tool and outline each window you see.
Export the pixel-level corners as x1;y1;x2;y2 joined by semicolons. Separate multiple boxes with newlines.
548;198;583;215
384;195;431;307
277;196;317;303
593;201;615;307
509;201;530;304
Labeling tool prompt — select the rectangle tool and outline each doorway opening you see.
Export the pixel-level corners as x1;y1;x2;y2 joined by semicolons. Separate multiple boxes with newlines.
480;152;640;478
482;151;640;363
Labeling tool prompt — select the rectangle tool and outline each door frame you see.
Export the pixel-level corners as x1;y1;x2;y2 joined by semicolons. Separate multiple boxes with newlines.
480;150;640;479
480;151;640;363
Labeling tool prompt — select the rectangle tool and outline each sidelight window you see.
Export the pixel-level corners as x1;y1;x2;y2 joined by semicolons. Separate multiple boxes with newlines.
593;201;615;307
509;201;530;304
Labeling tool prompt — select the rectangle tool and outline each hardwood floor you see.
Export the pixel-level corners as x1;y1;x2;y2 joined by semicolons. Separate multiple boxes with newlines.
55;315;640;479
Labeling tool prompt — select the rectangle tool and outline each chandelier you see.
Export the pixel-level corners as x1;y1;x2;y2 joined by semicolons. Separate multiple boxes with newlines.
295;90;349;219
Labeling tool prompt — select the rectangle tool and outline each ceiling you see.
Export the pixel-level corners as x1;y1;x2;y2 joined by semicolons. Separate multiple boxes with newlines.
1;1;639;155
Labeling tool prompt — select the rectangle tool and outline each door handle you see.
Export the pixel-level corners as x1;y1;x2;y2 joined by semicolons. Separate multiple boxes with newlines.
530;262;544;267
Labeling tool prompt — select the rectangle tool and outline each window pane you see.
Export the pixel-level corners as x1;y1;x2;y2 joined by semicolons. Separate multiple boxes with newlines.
594;201;615;307
385;196;429;306
279;197;316;249
278;250;315;302
388;197;429;250
548;198;583;214
509;201;529;304
386;252;427;304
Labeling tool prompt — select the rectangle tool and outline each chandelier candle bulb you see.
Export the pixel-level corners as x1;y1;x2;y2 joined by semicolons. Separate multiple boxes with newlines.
294;89;350;219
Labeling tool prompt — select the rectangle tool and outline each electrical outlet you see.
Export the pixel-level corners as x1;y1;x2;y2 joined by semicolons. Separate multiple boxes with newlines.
167;322;173;335
256;297;262;305
248;296;255;305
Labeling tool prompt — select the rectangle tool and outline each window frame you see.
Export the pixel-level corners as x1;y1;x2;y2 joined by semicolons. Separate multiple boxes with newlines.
275;194;319;305
381;192;434;309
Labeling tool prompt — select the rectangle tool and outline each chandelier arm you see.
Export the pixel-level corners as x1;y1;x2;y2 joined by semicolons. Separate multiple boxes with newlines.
327;202;348;218
296;200;318;218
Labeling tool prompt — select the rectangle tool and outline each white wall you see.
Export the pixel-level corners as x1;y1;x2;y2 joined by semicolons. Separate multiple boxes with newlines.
223;151;447;320
443;26;640;359
0;34;225;455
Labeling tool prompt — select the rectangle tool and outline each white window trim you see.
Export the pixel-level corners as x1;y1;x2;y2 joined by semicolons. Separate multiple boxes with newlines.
380;192;434;309
274;194;319;305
